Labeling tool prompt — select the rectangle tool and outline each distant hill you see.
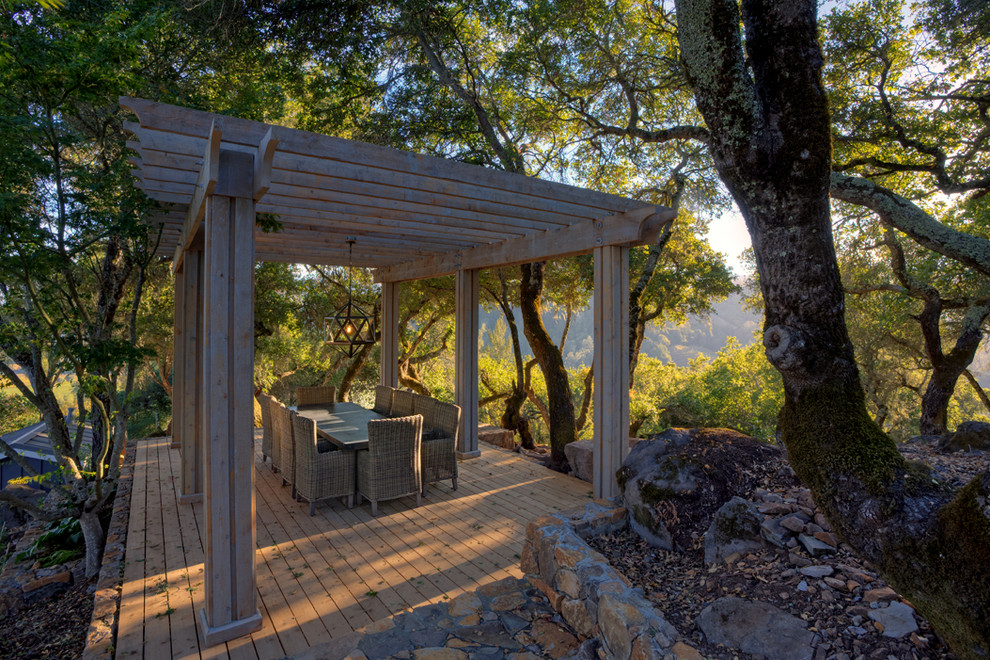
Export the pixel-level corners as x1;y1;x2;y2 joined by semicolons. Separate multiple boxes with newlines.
480;292;762;369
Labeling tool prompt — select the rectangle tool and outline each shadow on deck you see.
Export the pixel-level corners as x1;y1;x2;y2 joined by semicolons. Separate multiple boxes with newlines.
114;434;591;659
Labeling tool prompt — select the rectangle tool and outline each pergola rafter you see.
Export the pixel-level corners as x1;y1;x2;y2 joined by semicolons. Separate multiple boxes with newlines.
121;97;674;648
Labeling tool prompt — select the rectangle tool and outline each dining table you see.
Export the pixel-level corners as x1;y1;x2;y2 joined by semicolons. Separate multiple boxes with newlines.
295;401;386;451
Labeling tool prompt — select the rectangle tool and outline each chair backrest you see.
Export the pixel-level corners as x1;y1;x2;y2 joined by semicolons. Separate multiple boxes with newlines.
272;402;295;481
391;389;416;417
413;394;435;419
432;401;461;438
297;385;336;406
366;414;423;465
292;412;320;463
257;392;273;444
373;385;394;415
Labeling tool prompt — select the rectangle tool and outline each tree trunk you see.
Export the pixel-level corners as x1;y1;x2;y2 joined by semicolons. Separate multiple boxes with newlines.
519;262;576;471
676;0;990;655
79;508;106;578
494;269;535;449
917;296;990;435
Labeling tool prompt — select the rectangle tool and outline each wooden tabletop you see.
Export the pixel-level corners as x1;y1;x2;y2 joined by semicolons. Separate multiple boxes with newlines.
296;402;385;451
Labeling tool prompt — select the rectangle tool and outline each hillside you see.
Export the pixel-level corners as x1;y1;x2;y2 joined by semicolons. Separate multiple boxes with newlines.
480;292;762;369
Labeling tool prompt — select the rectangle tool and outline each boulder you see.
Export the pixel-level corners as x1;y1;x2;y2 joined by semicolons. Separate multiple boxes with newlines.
565;438;642;483
478;424;517;450
696;597;815;660
564;439;595;483
617;428;784;550
939;421;990;452
704;496;766;565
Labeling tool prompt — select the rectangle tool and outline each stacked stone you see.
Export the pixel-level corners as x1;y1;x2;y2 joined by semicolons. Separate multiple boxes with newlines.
518;501;703;660
82;435;137;660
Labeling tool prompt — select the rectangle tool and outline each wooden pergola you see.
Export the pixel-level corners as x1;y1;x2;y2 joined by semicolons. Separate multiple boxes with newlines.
121;97;674;647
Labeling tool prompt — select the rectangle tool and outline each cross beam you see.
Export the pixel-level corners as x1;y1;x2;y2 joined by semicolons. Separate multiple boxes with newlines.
375;206;673;282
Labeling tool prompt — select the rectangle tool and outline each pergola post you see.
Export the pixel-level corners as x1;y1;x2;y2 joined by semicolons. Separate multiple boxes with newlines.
593;245;630;499
455;269;480;458
172;261;185;451
179;248;204;504
380;280;400;387
198;151;261;645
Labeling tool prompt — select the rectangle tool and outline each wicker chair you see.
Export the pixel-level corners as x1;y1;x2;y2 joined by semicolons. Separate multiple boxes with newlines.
422;401;459;493
391;389;416;417
412;393;434;418
293;412;355;515
257;393;274;465
296;385;337;406
356;414;423;516
271;401;297;498
372;385;394;415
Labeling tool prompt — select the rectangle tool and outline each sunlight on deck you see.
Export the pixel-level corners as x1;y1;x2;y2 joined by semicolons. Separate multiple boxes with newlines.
114;434;591;659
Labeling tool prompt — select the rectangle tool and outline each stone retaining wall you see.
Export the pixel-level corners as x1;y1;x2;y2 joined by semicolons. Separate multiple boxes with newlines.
82;435;137;660
519;500;702;660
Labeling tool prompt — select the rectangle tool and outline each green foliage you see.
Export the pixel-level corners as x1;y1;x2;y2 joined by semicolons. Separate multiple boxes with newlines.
16;516;85;568
631;340;783;440
0;387;36;435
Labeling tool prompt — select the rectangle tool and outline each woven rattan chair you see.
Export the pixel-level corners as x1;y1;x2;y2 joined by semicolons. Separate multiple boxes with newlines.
257;393;274;465
271;401;297;498
422;401;459;493
412;393;434;418
293;412;355;515
391;389;416;417
356;414;423;516
296;385;337;406
372;385;394;415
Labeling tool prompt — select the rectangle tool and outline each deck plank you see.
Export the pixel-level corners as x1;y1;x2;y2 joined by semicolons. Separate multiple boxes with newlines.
122;435;590;659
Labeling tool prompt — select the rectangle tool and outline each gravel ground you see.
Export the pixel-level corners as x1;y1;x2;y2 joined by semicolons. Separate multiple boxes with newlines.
0;568;94;660
588;442;987;660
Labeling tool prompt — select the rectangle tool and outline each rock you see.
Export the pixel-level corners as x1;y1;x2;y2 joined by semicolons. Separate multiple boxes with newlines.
704;496;766;565
862;586;897;603
696;597;815;660
412;649;468;660
21;569;72;604
529;619;579;659
780;515;808;533
617;428;782;550
798;533;834;556
799;565;834;579
564;439;595;483
671;641;705;660
449;592;482;617
762;516;791;548
479;424;517;450
867;602;918;639
939;421;990;452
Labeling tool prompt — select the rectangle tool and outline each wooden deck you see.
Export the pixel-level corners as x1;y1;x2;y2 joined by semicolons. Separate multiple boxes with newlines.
114;435;591;659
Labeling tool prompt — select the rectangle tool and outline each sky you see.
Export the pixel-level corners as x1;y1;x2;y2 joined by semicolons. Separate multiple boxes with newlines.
705;210;752;277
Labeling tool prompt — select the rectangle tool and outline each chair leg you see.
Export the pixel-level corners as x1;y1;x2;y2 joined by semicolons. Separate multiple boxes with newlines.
309;501;316;516
282;477;287;487
347;494;354;509
371;501;378;517
415;492;421;507
452;476;458;491
291;485;297;500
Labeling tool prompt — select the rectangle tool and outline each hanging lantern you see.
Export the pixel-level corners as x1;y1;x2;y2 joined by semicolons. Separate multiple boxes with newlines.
325;238;375;357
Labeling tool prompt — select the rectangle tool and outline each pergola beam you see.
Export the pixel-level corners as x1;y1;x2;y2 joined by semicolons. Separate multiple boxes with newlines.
173;120;220;271
376;206;673;282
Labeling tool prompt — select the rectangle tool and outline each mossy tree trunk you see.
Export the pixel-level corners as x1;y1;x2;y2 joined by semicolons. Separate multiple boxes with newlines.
675;0;990;656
